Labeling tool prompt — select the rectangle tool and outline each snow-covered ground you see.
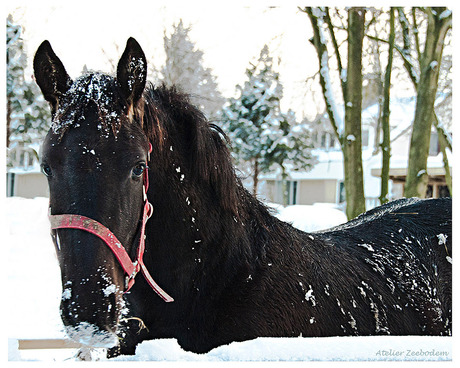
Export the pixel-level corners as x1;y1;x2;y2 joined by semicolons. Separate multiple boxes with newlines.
275;202;347;232
5;197;452;362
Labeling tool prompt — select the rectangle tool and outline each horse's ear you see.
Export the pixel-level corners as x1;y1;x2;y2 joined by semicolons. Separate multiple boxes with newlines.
33;41;73;114
117;37;147;112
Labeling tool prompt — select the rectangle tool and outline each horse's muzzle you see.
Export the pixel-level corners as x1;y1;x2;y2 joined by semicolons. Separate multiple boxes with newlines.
60;290;121;348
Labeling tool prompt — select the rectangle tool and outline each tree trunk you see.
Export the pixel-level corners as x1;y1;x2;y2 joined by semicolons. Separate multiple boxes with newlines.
343;8;366;219
253;158;259;196
434;113;452;195
379;8;395;204
439;137;452;196
304;7;367;219
7;95;11;148
404;8;451;198
281;167;289;206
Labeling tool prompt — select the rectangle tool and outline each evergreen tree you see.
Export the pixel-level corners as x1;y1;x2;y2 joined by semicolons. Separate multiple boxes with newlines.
221;45;316;200
7;15;50;150
161;20;224;120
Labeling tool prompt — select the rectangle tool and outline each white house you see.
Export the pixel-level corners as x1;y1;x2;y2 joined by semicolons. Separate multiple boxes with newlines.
6;142;49;198
6;99;451;205
259;98;451;210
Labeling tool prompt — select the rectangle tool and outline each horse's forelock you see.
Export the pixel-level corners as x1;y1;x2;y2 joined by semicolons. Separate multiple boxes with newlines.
51;73;131;139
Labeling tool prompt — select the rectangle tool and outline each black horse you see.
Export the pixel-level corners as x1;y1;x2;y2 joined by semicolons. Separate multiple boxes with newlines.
34;38;452;357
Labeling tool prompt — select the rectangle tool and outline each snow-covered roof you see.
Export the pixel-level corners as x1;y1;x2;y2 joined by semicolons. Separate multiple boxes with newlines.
8;162;42;174
362;97;416;138
314;97;417;135
261;149;344;181
263;95;449;182
370;152;452;178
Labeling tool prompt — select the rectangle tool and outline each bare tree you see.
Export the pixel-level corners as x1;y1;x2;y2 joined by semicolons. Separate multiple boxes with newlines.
343;8;366;219
379;8;395;204
403;7;452;197
366;7;452;197
302;7;366;219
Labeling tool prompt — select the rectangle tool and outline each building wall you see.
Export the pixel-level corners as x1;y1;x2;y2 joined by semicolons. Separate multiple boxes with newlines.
297;179;338;205
263;180;277;203
262;179;339;205
10;173;49;198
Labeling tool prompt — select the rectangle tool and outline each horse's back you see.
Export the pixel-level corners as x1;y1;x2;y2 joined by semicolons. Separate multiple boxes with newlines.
323;197;450;233
315;197;452;335
321;197;451;255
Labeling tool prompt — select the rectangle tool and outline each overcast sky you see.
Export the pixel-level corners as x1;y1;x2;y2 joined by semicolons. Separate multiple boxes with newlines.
8;1;453;120
7;0;317;117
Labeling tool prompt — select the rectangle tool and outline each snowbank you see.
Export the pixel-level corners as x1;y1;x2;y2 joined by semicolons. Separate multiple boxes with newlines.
5;197;453;362
275;203;347;232
111;336;452;362
6;197;64;340
10;336;453;362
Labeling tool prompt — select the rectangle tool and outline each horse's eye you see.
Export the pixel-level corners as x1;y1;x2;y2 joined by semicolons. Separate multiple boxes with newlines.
132;163;146;178
41;164;52;177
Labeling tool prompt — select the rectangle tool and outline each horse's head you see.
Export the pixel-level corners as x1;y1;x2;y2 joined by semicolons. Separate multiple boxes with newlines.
34;38;149;347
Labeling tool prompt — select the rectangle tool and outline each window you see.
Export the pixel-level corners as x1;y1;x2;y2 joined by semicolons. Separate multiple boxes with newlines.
320;133;327;148
276;180;298;205
338;181;346;203
362;128;369;148
438;185;451;198
292;181;298;205
312;132;318;147
330;135;337;149
314;131;340;151
19;151;25;167
7;173;15;197
429;132;441;156
426;185;433;198
28;152;34;167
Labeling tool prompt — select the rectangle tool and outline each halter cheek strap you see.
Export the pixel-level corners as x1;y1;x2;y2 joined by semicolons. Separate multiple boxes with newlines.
48;143;174;302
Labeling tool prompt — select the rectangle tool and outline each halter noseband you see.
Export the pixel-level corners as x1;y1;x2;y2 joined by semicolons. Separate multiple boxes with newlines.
48;143;174;303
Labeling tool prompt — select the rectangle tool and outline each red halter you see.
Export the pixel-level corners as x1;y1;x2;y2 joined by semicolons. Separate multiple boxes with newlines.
48;143;174;303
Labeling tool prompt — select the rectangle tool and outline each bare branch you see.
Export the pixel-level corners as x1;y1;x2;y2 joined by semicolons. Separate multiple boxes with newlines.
411;8;422;65
396;8;419;87
366;34;419;87
302;7;343;143
324;7;347;101
379;7;395;204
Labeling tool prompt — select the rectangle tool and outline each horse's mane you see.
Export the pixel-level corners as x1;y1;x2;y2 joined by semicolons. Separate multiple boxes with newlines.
141;82;241;217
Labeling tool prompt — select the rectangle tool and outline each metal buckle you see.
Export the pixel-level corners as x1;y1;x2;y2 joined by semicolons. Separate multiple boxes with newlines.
143;185;147;201
146;202;154;220
125;261;139;290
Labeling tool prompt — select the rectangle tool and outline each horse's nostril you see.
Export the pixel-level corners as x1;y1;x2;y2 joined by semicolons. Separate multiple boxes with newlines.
59;287;120;327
